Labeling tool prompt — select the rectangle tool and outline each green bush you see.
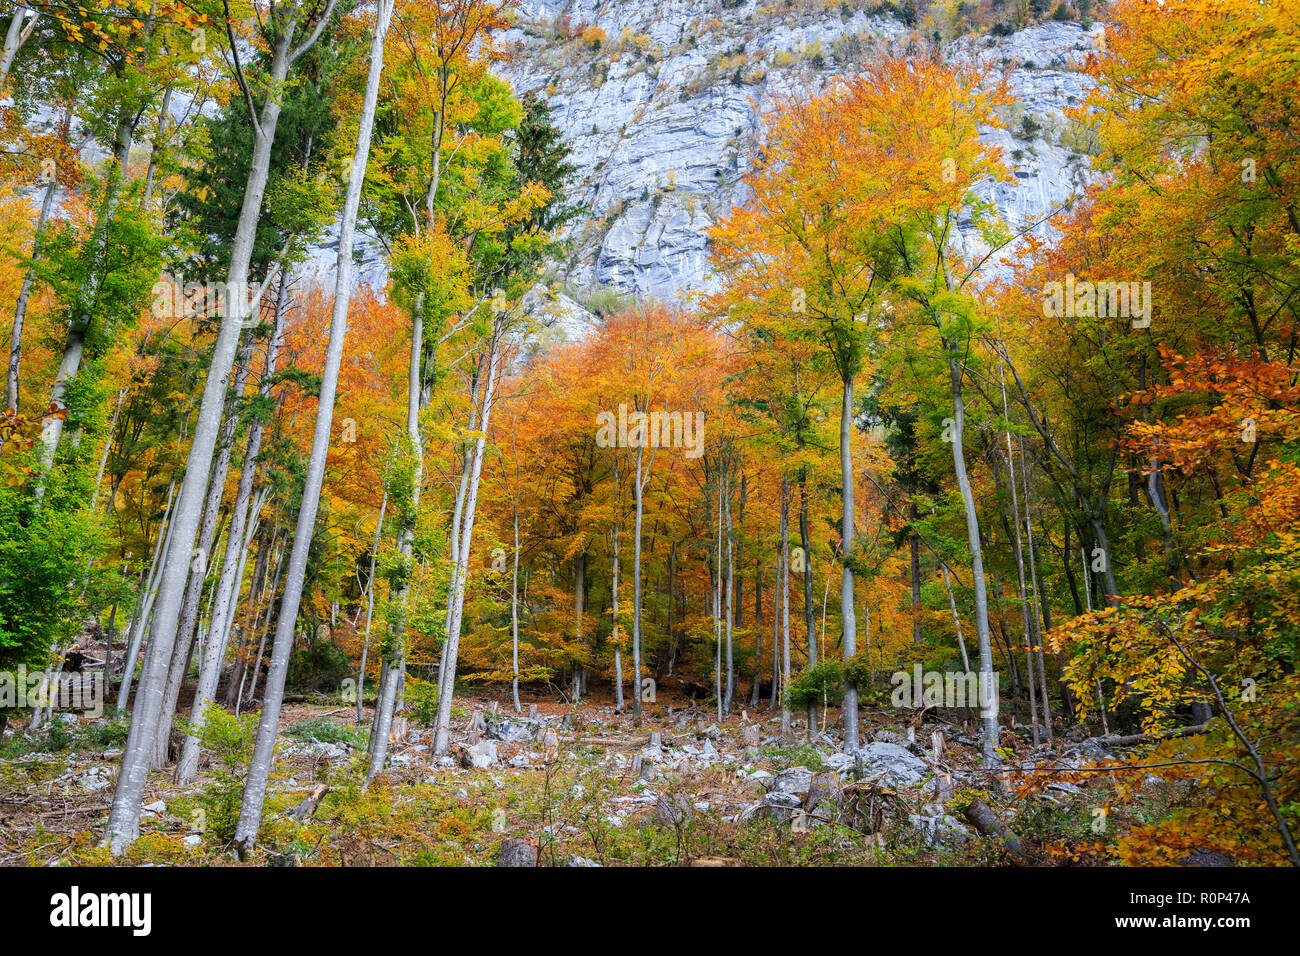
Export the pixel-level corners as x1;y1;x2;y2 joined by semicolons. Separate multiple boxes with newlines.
286;716;366;748
404;677;440;728
784;658;845;710
184;705;258;843
87;716;130;748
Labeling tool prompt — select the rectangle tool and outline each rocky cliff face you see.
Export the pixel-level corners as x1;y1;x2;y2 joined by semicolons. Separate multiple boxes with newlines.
499;2;1104;306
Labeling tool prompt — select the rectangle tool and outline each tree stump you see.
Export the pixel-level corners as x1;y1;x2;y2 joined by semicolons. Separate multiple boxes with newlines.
497;838;537;867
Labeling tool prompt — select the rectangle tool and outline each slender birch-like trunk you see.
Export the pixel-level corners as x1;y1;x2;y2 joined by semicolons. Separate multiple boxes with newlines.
233;0;392;852
611;493;623;711
152;338;254;767
35;115;133;491
6;178;55;413
511;495;521;713
0;3;35;84
1018;438;1053;741
117;481;176;712
174;283;286;783
779;478;791;736
356;492;386;723
724;466;734;714
798;467;815;731
940;563;972;673
946;353;999;762
104;22;316;851
837;375;859;750
431;334;500;755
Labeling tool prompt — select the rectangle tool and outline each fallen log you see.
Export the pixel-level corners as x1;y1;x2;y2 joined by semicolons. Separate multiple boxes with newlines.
560;733;687;751
1096;723;1208;748
962;797;1030;862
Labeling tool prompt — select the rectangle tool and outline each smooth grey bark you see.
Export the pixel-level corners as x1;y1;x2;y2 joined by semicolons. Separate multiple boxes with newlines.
798;469;816;733
1018;437;1053;741
779;479;791;735
837;375;859;750
946;353;999;763
724;466;734;714
141;85;173;207
240;538;285;713
511;492;521;713
611;475;624;711
152;339;254;767
750;564;762;708
940;562;972;673
356;492;386;723
368;280;432;773
0;3;35;84
367;282;428;761
105;5;335;852
232;0;391;854
225;524;271;710
35;114;133;490
6;178;55;413
117;481;177;712
174;288;285;783
998;401;1038;744
432;332;501;755
712;472;722;722
630;400;656;726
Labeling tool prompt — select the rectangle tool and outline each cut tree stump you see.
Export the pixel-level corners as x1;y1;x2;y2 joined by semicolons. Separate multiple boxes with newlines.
286;784;330;823
497;838;537;867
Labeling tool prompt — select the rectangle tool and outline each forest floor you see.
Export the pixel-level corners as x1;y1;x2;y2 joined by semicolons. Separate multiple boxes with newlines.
0;682;1193;867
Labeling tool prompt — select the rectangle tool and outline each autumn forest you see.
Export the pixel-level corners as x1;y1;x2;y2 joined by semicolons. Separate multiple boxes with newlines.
0;0;1297;883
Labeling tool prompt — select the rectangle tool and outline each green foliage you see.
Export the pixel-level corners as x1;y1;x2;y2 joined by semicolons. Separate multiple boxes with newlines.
286;717;367;749
287;633;351;694
184;705;259;844
87;716;130;748
403;677;441;728
0;464;104;721
784;658;845;709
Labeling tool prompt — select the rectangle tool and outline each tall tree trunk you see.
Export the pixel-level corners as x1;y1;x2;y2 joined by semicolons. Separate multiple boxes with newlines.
229;2;391;854
838;374;859;750
511;495;521;713
174;279;286;784
152;337;254;767
910;502;922;659
941;563;972;674
799;466;815;732
779;478;791;736
6;178;55;413
946;354;999;762
117;480;177;712
1018;438;1053;741
105;27;305;852
751;560;762;708
572;550;584;703
356;492;386;723
35;114;133;494
431;331;501;756
724;465;734;714
611;506;623;711
712;469;722;722
630;432;647;725
0;3;35;84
